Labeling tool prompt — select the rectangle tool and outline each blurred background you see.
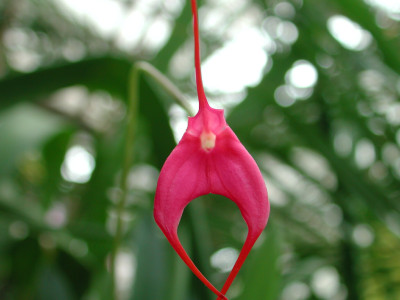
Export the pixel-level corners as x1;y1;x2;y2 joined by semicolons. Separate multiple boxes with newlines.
1;0;400;299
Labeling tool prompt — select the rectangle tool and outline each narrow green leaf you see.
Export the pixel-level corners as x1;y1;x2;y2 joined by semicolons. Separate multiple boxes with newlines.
236;225;281;300
0;57;131;111
35;265;76;300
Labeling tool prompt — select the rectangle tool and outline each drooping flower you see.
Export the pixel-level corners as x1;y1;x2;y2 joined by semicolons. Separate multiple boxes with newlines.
154;0;270;298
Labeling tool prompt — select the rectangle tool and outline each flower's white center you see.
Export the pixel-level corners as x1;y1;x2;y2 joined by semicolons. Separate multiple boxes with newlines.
201;131;216;151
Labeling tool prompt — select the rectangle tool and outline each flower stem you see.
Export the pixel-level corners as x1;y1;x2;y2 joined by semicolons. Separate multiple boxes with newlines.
110;64;139;300
110;61;193;299
136;61;194;116
191;0;209;111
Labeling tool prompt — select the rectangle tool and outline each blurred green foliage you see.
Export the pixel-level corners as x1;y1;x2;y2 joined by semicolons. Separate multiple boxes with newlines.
0;0;399;299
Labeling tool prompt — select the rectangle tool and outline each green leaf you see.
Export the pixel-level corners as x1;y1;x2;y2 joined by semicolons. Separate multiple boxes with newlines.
0;57;131;111
35;265;76;300
0;104;66;175
236;225;281;300
130;213;190;300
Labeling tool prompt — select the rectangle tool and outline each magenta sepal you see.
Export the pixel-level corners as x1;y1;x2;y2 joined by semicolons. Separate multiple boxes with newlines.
154;104;269;299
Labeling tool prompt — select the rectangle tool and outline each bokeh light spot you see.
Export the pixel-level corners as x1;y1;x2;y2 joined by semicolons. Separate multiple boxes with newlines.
210;247;239;273
327;15;372;51
61;145;95;184
287;60;318;89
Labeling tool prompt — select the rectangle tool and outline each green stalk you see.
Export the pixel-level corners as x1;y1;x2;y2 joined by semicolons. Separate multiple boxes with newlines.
110;61;192;300
135;61;194;116
110;64;139;300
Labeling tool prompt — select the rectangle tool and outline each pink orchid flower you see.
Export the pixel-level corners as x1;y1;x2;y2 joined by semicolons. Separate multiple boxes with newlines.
154;0;270;298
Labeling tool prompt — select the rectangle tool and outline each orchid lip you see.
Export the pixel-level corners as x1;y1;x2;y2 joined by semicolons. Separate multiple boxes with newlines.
201;131;216;151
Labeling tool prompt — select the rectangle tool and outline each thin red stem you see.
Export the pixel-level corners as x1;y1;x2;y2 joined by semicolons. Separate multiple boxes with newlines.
191;0;209;111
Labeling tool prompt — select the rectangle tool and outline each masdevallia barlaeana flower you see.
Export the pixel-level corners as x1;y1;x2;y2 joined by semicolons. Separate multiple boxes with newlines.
154;1;270;298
